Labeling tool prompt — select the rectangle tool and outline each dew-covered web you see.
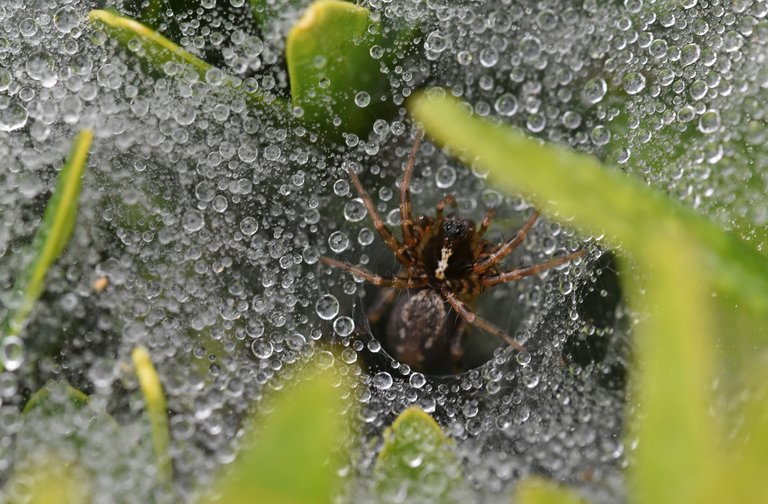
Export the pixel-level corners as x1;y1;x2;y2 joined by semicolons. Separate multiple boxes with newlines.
0;0;766;502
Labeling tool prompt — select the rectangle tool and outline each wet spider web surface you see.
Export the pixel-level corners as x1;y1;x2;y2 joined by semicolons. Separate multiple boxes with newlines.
0;0;765;501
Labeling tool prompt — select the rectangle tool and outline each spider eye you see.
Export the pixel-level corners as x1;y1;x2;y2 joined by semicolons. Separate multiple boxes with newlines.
442;218;466;240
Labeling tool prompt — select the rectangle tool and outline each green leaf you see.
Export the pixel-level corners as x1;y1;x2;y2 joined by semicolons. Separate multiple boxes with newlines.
727;358;768;503
88;9;287;115
199;359;351;504
286;0;409;142
628;236;720;504
513;477;589;504
1;130;93;352
407;91;768;320
132;345;173;488
372;407;465;502
6;456;91;504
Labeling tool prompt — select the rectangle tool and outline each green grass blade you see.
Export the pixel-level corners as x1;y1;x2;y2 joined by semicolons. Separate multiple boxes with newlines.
90;9;210;75
286;0;402;142
199;359;350;504
22;382;89;416
1;129;93;346
88;9;287;114
408;92;768;319
628;236;720;504
132;345;173;488
372;407;466;502
513;477;589;504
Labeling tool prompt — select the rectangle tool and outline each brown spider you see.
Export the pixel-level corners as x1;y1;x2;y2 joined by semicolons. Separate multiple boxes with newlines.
321;131;585;374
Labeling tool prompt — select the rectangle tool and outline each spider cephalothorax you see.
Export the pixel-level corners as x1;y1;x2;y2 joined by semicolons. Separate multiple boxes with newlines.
322;131;584;374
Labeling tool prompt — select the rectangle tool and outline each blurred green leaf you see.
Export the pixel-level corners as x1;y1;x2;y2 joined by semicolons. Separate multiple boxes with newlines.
372;407;465;502
7;456;91;504
286;0;412;142
628;236;720;504
513;477;589;504
407;91;768;320
88;9;287;115
199;360;351;504
720;351;768;503
132;345;173;488
0;130;93;355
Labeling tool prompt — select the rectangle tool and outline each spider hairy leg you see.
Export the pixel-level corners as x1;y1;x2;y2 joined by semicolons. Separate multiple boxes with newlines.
476;208;496;239
440;288;526;352
481;250;586;288
400;130;424;247
435;194;457;220
346;168;415;268
320;257;427;288
473;210;540;273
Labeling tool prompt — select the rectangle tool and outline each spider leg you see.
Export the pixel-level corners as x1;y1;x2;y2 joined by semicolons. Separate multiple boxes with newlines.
366;287;399;324
473;210;540;274
481;250;586;288
476;208;496;239
450;319;467;372
440;288;525;352
435;193;456;221
400;130;424;248
321;257;427;288
346;168;414;268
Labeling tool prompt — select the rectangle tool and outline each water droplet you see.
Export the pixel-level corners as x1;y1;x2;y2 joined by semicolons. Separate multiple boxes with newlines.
246;319;265;338
562;110;582;129
409;373;426;388
494;93;518;116
354;91;371;108
54;7;79;34
425;31;448;53
698;110;720;133
25;51;57;87
479;47;499;67
520;36;542;60
195;181;216;202
680;43;700;66
205;67;225;86
287;333;306;350
358;228;374;246
723;30;744;51
251;339;273;358
582;78;607;104
435;164;457;189
315;294;340;320
239;216;259;236
373;372;393;390
369;45;384;59
329;231;350;253
316;350;335;368
182;210;205;232
343;199;367;222
689;80;708;100
333;316;355;337
1;337;24;371
622;72;646;95
0;101;28;132
590;125;610;146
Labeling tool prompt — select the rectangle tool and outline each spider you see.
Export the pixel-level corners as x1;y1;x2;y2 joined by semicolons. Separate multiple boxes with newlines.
321;131;585;374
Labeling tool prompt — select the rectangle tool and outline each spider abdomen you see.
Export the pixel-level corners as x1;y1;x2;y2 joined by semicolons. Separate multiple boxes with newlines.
385;290;460;374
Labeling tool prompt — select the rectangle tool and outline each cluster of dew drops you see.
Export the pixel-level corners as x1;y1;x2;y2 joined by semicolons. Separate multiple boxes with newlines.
0;0;766;501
